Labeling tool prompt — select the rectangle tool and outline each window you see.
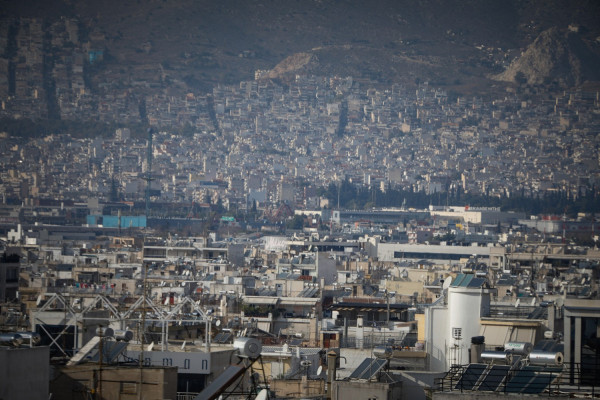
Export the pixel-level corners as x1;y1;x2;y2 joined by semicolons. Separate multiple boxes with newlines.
452;327;462;340
120;382;137;394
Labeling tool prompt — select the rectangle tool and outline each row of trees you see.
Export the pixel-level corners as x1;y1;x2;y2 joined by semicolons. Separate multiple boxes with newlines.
319;180;600;217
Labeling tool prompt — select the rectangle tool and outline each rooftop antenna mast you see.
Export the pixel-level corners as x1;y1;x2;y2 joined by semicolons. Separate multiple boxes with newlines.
145;127;153;218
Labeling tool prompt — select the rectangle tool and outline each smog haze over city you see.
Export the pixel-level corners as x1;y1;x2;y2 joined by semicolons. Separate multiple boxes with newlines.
0;0;599;220
2;2;600;400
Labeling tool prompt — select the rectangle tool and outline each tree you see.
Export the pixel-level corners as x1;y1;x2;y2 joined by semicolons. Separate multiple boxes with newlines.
514;71;527;86
286;215;305;230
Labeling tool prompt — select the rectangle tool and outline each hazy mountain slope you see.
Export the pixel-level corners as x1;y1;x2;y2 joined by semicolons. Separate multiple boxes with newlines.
1;0;600;92
494;28;600;86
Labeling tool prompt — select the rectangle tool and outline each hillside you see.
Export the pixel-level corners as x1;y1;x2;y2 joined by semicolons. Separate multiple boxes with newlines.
494;27;600;86
1;0;600;94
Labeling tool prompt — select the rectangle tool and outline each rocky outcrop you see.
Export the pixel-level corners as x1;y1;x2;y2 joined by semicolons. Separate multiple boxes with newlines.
494;27;600;86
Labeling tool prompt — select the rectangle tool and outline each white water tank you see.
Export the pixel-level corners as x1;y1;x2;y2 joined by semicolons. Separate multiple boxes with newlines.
234;337;262;358
447;286;489;365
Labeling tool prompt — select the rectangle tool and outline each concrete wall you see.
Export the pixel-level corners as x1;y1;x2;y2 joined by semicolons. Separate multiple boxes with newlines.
332;380;402;400
317;252;337;285
397;371;446;400
0;346;49;400
271;378;325;398
50;365;177;400
425;305;449;372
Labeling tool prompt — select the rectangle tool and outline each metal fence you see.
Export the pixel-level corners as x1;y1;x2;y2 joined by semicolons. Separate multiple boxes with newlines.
436;363;599;397
176;392;199;400
488;305;548;320
340;333;418;349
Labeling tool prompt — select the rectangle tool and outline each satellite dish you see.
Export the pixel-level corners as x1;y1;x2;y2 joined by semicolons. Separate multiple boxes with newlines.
317;365;323;376
181;340;187;350
442;277;452;290
147;341;154;351
555;297;564;307
256;389;268;400
215;319;221;327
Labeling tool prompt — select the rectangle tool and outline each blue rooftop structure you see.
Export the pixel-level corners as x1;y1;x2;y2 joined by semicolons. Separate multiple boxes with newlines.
452;273;487;288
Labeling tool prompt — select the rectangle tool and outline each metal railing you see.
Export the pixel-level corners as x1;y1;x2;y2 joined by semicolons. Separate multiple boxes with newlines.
341;333;417;349
435;363;599;397
488;305;548;320
176;392;200;400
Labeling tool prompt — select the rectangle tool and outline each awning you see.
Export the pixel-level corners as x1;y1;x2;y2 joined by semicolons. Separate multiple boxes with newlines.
278;297;320;306
479;321;539;347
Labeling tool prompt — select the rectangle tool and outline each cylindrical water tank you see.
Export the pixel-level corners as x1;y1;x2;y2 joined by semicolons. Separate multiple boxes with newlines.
96;327;114;338
0;333;23;347
504;342;532;355
481;351;510;363
447;287;486;364
18;332;41;345
114;330;134;342
233;337;262;358
529;351;563;366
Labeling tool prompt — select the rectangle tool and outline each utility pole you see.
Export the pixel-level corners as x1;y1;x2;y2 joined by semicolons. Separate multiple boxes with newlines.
138;263;147;400
97;326;103;400
386;290;390;326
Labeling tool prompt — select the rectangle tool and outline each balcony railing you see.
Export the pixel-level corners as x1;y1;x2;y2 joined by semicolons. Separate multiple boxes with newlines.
435;362;599;396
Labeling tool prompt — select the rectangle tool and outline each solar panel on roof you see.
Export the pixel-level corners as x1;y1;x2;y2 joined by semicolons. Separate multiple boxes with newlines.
468;278;486;287
194;365;245;400
461;274;474;287
477;365;510;391
452;274;466;286
522;373;555;394
349;358;373;379
216;333;232;343
505;369;535;393
454;363;487;391
88;341;128;363
213;333;225;343
349;358;387;380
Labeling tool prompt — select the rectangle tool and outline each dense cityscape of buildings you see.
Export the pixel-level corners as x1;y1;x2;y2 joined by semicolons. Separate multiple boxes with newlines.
0;15;599;400
1;18;600;212
0;200;599;399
